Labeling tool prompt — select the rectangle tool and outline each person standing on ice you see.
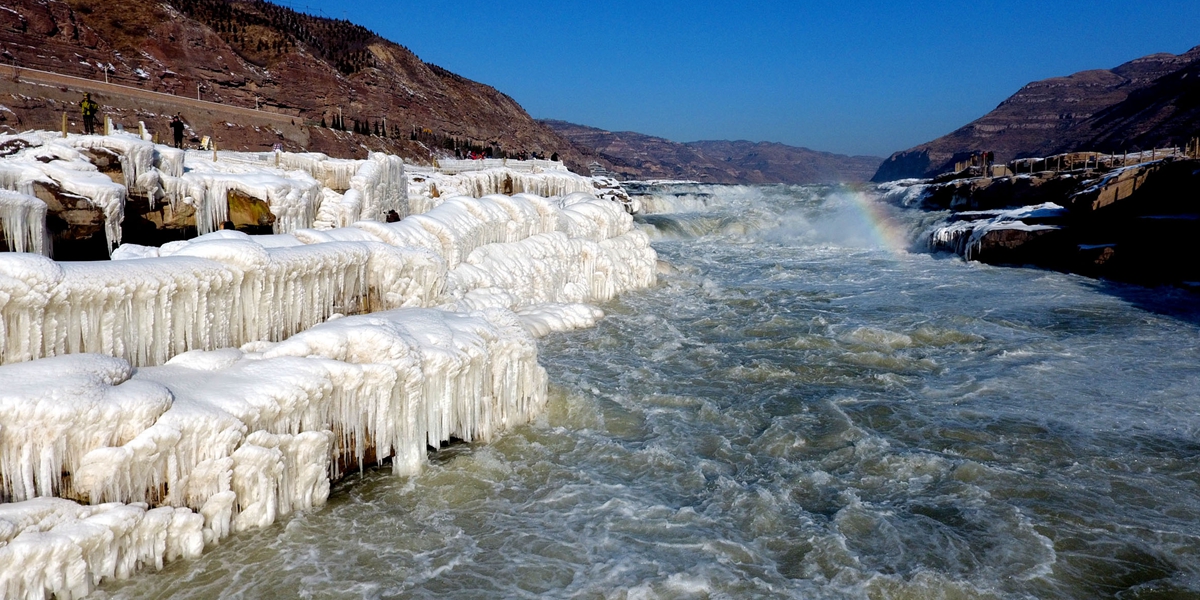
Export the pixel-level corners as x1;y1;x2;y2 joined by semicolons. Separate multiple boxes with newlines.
80;92;99;135
170;114;186;149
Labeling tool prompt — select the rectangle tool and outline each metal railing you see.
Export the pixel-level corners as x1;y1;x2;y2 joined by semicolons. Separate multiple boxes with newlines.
954;141;1198;178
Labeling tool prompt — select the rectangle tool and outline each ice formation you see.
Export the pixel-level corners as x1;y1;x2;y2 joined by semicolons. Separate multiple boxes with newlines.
0;134;412;251
0;191;47;255
176;150;408;234
927;203;1066;259
163;162;324;235
516;304;606;338
876;179;932;207
70;135;160;198
0;307;546;598
408;162;597;210
0;136;650;363
0;181;656;596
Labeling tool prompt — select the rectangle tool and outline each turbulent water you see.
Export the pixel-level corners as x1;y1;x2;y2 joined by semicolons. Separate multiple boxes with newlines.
98;184;1200;599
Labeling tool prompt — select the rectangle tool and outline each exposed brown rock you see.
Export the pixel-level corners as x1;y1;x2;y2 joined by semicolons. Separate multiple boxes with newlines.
1066;162;1164;212
970;227;1061;265
32;180;105;239
122;195;197;248
226;188;274;230
0;0;588;170
77;147;123;182
923;172;1082;212
918;157;1200;285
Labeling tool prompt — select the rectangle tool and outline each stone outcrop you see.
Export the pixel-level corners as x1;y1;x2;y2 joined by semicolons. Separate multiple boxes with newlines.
226;189;276;231
874;45;1200;181
32;180;111;258
922;172;1081;212
970;227;1064;266
914;157;1200;285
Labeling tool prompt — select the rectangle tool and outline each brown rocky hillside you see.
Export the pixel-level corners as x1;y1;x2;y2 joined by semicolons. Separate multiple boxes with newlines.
873;45;1200;182
544;120;882;184
0;0;588;169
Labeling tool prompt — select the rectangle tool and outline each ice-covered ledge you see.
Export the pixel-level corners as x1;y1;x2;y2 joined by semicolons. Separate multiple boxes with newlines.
0;190;656;598
0;133;636;259
0;305;546;599
0;192;653;367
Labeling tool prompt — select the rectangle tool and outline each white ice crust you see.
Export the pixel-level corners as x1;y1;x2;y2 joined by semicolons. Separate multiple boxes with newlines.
0;134;412;254
927;203;1065;259
0;191;47;255
0;181;656;597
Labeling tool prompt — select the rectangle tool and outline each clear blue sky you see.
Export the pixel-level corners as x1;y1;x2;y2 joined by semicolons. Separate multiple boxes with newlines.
281;0;1199;157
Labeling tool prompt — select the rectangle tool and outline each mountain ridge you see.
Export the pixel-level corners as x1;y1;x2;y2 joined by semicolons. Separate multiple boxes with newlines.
544;120;882;184
0;0;594;169
873;45;1200;182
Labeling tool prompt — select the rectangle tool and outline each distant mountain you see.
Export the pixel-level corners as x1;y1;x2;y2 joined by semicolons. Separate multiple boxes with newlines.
544;120;882;184
0;0;585;168
874;45;1200;182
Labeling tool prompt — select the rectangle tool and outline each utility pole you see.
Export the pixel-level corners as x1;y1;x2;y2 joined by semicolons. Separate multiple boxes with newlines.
197;83;201;101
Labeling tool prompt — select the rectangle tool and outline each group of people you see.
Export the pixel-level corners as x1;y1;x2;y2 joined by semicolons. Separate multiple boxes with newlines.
969;150;995;166
79;93;188;148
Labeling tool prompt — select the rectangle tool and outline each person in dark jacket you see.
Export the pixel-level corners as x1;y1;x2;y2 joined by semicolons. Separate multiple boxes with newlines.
170;114;186;149
80;93;99;135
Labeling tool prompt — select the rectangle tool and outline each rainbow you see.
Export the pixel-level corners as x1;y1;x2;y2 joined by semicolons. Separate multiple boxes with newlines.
837;188;914;255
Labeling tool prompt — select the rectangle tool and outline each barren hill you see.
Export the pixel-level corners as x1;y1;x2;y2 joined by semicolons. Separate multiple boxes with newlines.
544;120;882;184
874;45;1200;182
0;0;587;169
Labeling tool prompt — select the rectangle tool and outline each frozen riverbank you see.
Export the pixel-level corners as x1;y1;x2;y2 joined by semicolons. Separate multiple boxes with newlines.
0;131;622;259
0;169;654;597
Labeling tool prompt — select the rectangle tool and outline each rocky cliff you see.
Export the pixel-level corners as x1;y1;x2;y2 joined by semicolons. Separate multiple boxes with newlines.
0;0;587;170
544;120;882;184
904;155;1200;286
874;45;1200;182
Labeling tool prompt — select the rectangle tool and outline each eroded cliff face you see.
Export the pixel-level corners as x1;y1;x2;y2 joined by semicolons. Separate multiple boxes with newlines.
874;46;1200;182
0;0;585;169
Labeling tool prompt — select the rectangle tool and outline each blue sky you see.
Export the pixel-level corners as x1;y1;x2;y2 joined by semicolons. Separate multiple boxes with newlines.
283;1;1199;157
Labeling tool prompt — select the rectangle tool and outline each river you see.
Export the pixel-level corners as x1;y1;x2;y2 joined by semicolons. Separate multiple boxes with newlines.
97;183;1200;599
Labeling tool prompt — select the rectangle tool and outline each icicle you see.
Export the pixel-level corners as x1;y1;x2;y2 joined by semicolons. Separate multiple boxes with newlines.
0;190;49;255
0;185;665;593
